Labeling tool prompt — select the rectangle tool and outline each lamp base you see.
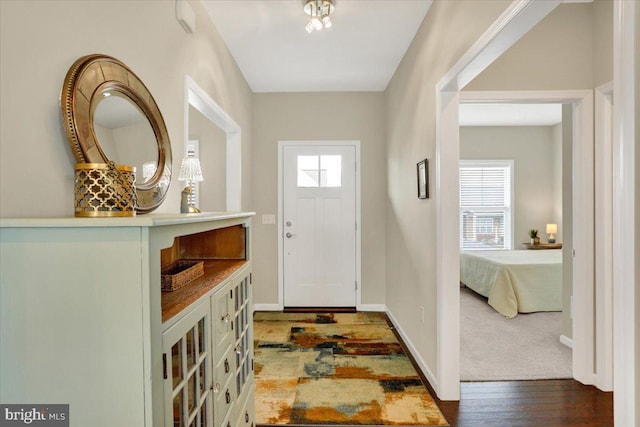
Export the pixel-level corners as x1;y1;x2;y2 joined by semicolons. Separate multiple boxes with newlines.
180;186;201;213
548;237;556;244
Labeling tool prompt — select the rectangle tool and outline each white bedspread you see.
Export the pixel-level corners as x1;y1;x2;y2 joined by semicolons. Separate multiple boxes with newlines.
460;250;562;318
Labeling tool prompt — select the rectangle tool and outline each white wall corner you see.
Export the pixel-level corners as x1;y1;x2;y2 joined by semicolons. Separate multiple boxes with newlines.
185;75;242;211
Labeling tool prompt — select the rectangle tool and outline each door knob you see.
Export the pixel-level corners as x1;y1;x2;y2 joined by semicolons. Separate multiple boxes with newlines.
285;232;296;238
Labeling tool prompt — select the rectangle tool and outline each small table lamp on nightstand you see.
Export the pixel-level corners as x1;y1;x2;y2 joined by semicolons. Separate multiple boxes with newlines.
546;223;558;243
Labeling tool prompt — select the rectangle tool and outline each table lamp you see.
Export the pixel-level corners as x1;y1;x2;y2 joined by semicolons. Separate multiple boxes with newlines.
546;223;557;243
178;150;203;213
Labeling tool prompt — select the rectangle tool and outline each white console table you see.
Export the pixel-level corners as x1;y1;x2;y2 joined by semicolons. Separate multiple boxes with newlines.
0;213;255;427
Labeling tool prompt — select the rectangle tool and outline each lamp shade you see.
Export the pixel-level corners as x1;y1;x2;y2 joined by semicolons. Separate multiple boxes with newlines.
178;157;203;182
546;223;558;234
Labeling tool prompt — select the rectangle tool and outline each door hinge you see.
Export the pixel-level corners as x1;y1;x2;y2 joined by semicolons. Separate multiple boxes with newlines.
250;273;253;284
162;353;168;379
355;281;358;290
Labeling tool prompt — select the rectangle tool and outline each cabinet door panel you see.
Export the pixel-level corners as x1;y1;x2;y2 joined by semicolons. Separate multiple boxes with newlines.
235;383;255;427
232;271;253;399
162;300;213;427
214;378;235;427
213;281;234;354
214;345;234;395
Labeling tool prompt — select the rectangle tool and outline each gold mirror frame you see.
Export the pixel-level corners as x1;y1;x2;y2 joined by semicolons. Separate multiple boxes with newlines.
61;54;171;214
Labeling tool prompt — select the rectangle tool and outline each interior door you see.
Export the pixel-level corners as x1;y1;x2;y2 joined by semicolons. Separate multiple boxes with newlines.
282;144;357;307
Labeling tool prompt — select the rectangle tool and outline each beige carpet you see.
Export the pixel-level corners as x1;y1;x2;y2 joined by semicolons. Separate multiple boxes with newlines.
460;286;572;381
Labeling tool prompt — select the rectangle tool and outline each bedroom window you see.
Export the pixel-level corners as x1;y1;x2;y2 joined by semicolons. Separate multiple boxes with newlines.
459;160;513;250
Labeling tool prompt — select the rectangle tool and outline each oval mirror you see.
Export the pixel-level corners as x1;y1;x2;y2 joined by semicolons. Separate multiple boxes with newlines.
61;54;172;213
93;91;158;185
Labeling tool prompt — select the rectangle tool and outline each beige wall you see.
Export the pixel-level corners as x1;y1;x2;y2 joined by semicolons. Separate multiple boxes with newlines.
385;0;511;374
460;126;562;246
552;122;563;241
252;92;387;306
593;0;614;87
0;0;252;217
467;3;594;91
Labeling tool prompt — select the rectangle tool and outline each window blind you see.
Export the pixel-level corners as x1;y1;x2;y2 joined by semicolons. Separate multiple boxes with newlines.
459;161;512;250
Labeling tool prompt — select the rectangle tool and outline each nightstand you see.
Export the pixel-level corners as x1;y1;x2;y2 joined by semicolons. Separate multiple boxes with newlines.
522;243;563;250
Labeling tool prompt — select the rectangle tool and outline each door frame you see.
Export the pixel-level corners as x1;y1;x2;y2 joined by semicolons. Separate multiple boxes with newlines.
184;75;242;211
594;81;614;392
458;89;596;387
277;140;362;310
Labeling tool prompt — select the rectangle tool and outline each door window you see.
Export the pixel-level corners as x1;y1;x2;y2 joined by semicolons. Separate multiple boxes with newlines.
297;155;342;188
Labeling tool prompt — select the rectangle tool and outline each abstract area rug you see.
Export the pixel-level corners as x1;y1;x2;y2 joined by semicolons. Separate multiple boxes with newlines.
253;312;448;426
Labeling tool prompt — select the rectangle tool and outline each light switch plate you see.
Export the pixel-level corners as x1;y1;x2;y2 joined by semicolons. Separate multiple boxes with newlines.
262;214;276;225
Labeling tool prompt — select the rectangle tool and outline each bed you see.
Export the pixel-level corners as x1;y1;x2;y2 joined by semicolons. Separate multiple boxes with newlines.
460;249;562;318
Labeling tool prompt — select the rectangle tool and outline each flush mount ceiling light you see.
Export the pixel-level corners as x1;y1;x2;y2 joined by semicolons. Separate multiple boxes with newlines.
304;0;334;33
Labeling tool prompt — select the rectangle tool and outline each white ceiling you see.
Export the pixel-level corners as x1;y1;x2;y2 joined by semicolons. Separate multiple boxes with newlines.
459;103;563;127
201;0;432;92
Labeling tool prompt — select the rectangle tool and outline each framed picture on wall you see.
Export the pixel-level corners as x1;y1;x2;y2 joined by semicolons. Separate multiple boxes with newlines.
417;158;429;199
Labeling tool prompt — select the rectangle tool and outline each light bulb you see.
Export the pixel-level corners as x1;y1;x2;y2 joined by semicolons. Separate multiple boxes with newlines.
305;21;315;33
312;17;323;31
322;15;332;28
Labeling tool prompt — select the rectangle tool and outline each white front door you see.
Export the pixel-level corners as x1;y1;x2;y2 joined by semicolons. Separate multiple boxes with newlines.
282;144;357;307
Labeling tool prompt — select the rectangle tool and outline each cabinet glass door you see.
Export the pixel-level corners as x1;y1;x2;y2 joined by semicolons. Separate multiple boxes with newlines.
163;300;212;427
233;273;253;398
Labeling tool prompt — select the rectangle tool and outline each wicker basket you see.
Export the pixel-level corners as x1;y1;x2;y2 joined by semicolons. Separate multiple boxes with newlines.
74;162;137;217
161;260;204;292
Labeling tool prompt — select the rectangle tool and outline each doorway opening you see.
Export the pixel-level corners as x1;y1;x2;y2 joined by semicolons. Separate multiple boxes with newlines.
184;75;242;211
457;101;573;382
437;88;595;400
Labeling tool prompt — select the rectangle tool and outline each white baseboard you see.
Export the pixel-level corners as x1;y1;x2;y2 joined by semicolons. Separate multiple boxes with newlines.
385;308;439;394
253;304;282;311
357;304;386;312
560;334;574;349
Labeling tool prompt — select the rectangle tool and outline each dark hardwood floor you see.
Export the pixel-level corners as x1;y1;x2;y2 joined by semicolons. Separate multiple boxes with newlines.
434;380;613;427
386;314;613;427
